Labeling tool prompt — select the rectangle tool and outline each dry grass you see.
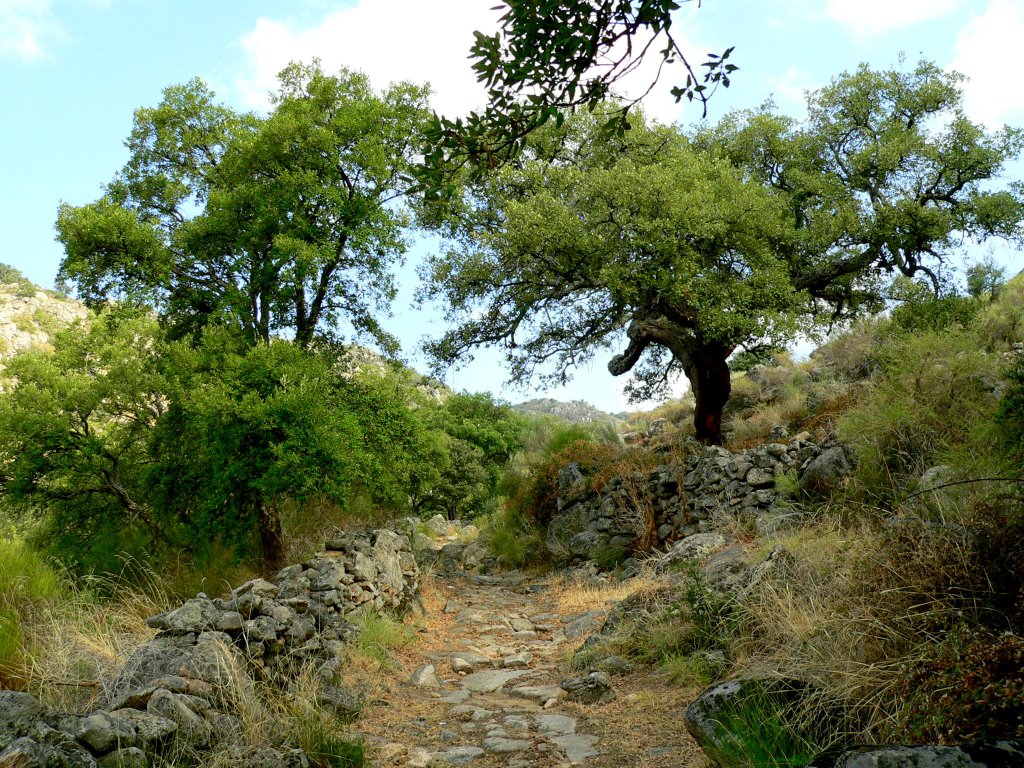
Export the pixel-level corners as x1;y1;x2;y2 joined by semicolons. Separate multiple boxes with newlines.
548;569;670;616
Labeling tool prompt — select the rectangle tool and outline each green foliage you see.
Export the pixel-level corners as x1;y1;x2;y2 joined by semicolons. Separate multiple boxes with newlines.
998;357;1024;458
348;610;415;668
966;255;1007;300
151;333;418;569
658;650;726;688
0;309;166;571
0;538;63;683
701;687;821;768
481;506;546;569
424;61;1023;444
886;276;980;335
407;392;524;520
838;329;1003;500
891;628;1024;742
419;0;733;193
0;263;29;285
57;63;430;350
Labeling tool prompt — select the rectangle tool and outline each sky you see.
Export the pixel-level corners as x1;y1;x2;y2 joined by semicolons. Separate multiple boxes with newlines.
2;0;1024;412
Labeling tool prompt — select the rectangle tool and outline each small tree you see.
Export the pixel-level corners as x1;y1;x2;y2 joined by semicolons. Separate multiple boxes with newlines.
0;310;167;569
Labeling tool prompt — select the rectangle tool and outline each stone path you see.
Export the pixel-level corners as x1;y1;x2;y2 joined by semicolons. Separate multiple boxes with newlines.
356;571;705;767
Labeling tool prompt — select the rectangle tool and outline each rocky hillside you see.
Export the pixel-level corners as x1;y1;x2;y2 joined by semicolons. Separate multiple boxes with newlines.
0;265;88;363
513;397;623;425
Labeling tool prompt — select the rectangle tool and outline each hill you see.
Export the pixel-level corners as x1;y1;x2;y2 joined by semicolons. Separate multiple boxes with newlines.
0;264;88;363
513;397;624;425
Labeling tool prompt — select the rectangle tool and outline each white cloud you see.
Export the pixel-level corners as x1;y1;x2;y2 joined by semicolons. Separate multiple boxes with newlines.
763;65;817;116
950;0;1024;127
236;0;717;125
0;0;63;61
235;1;499;116
826;0;964;35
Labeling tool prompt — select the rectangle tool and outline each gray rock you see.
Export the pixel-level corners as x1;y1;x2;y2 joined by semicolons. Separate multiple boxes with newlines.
509;684;563;704
594;655;633;676
501;652;532;668
77;711;136;755
316;685;363;719
410;664;441;689
440;745;486;763
800;445;853;496
653;533;727;573
96;747;148;768
145;598;243;634
146;690;212;749
107;710;177;748
550;733;600;762
0;736;98;768
560;670;614;704
460;670;528;693
536;714;576;735
482;736;531;753
807;740;1024;767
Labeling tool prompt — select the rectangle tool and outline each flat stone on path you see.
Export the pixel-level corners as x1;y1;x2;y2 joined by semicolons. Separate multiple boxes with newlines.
483;736;532;753
536;713;576;735
440;745;486;763
509;684;563;704
551;733;600;762
460;669;528;693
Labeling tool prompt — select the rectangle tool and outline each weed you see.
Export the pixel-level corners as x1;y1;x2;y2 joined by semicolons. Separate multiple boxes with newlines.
348;611;415;668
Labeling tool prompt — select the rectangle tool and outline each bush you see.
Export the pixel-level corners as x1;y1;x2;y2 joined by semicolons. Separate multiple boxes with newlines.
838;329;1002;500
890;629;1024;743
482;506;546;569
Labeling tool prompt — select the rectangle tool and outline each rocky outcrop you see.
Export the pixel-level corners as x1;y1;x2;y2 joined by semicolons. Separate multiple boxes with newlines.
0;528;419;768
0;280;88;366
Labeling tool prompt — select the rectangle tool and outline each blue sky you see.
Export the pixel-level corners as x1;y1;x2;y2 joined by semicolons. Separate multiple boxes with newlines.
2;0;1023;412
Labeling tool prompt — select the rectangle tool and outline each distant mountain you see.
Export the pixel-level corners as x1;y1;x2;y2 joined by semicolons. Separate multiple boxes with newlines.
513;397;624;425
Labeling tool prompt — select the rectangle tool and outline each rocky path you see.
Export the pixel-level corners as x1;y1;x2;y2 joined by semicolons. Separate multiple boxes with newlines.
357;570;705;767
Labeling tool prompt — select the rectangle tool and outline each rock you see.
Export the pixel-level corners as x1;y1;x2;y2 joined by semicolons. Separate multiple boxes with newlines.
316;685;363;719
807;740;1024;767
439;745;485;764
560;670;614;704
0;736;98;768
107;710;177;749
145;598;243;634
535;714;576;735
563;611;605;640
800;445;853;496
460;670;528;693
409;664;441;689
482;737;531;753
701;545;751;593
501;652;532;668
653;533;727;573
509;685;563;704
96;747;147;768
550;733;600;762
0;691;42;737
745;467;775;488
508;617;534;632
406;746;432;767
77;711;136;755
594;655;633;676
146;690;212;749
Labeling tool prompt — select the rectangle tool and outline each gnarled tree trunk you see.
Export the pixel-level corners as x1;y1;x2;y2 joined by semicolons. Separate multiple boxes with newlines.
609;316;734;446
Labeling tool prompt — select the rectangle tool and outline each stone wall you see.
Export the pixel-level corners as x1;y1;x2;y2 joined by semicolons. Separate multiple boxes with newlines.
545;433;849;564
0;528;419;768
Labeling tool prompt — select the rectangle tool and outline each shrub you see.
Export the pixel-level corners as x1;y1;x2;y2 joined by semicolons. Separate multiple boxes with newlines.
482;506;546;569
838;329;1002;500
890;629;1024;743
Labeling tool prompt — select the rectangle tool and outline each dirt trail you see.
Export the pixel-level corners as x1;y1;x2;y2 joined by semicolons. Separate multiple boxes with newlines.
356;570;705;767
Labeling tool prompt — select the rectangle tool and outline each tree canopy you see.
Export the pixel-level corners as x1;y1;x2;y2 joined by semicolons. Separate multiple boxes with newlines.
57;62;430;351
421;62;1024;444
419;0;735;194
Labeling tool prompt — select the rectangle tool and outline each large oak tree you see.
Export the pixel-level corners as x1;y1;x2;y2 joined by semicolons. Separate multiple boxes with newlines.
57;62;430;351
421;62;1024;444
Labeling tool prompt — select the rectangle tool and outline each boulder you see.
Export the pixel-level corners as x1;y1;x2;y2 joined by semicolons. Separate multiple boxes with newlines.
807;740;1024;767
653;533;727;573
800;445;853;496
560;671;614;704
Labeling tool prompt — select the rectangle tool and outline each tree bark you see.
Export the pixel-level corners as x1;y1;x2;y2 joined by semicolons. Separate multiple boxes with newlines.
259;502;286;574
682;342;732;446
608;317;733;446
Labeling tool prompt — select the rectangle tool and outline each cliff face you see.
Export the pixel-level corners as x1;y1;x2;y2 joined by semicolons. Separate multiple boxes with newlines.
0;277;88;363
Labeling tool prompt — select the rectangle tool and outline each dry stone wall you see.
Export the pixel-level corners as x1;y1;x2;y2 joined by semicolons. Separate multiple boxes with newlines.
545;432;850;564
0;528;419;768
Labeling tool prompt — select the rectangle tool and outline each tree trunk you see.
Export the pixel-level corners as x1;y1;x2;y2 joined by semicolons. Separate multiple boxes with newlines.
682;342;732;446
259;502;286;574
